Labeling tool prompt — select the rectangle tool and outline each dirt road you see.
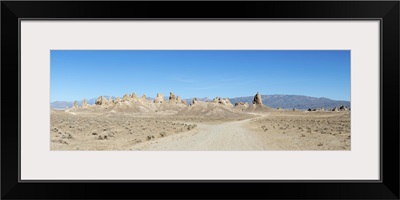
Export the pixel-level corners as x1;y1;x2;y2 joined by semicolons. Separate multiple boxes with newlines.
132;115;268;151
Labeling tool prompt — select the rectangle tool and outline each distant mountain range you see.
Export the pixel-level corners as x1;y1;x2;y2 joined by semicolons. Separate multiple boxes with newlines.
229;95;350;110
51;96;113;110
51;94;350;110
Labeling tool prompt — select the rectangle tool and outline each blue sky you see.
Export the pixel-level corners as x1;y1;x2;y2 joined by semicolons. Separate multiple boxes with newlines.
50;50;350;102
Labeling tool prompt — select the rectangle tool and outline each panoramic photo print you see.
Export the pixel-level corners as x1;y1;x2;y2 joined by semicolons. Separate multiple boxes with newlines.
50;50;351;151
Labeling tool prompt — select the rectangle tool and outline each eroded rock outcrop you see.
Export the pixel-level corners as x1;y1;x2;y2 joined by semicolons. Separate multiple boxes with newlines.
169;92;176;103
191;98;198;106
72;101;78;109
95;96;108;105
81;99;88;108
235;102;249;107
311;108;325;111
181;99;187;105
114;97;122;103
252;92;263;106
222;98;233;106
339;105;348;111
123;94;130;101
212;97;233;106
154;93;164;103
130;92;138;99
212;97;219;103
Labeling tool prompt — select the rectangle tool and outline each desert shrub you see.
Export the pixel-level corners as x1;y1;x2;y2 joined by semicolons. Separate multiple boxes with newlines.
159;132;166;137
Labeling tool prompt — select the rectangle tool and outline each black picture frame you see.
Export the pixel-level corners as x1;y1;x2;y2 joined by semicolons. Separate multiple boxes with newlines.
2;1;399;199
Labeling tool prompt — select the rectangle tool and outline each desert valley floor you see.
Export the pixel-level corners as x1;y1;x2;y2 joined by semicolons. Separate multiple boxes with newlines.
50;94;350;151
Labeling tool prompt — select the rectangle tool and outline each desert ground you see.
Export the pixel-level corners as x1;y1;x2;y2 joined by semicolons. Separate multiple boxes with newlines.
50;92;350;151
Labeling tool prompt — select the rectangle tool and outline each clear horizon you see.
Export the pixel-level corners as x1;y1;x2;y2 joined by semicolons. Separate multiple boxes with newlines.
51;50;351;102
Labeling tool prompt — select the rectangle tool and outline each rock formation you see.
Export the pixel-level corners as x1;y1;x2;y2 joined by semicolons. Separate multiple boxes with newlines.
212;97;220;103
130;92;138;99
181;99;187;105
311;108;325;111
211;97;232;106
177;96;181;103
332;106;339;111
154;93;164;103
252;92;263;106
81;99;88;108
339;105;348;111
223;98;233;106
95;96;108;105
169;92;176;103
191;98;198;106
235;102;249;107
141;94;147;100
71;101;78;109
123;94;130;101
109;96;113;103
114;97;122;103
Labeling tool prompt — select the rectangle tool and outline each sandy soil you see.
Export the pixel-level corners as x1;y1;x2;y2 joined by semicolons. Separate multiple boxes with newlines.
50;109;350;151
247;111;351;150
132;117;266;150
50;111;198;150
